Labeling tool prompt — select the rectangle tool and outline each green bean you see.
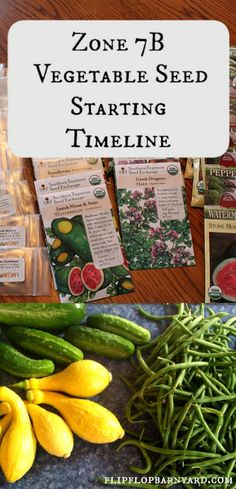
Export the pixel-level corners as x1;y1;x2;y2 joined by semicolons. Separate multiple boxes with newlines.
197;369;226;396
211;403;228;453
136;305;175;322
139;442;219;458
117;439;152;475
193;338;227;351
190;452;236;468
140;361;208;396
136;347;154;376
187;349;236;358
194;394;236;403
224;460;235;489
171;400;192;448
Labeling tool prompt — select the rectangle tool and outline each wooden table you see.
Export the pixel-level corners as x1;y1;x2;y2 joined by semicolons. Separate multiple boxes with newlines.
0;0;235;304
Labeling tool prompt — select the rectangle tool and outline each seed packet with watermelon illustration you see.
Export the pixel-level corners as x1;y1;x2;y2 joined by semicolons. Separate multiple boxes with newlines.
32;157;103;179
37;184;134;302
205;218;236;302
114;159;195;270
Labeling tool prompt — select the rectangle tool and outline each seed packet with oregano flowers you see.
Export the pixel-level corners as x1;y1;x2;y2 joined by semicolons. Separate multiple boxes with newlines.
114;159;195;270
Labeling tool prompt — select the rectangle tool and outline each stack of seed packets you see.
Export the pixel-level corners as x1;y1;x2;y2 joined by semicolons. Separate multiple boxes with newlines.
34;160;134;303
113;158;195;270
0;70;51;296
204;47;236;303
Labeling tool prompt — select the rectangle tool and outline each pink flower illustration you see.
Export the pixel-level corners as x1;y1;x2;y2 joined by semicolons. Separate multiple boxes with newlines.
151;240;167;259
132;190;143;199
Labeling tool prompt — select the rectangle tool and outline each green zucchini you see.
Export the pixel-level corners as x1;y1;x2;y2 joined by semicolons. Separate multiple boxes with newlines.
0;303;86;330
7;327;84;365
65;325;135;359
87;313;151;345
0;342;55;378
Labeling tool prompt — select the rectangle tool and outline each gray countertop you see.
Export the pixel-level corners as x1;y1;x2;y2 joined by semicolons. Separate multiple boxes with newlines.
0;303;236;489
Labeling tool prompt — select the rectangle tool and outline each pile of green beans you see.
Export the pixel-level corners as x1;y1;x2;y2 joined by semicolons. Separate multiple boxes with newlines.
119;304;236;489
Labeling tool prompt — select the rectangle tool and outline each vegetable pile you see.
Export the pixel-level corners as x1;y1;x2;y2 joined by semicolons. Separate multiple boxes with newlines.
117;304;236;487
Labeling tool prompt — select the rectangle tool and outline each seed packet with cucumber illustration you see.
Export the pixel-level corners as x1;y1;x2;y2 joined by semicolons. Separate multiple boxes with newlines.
37;185;134;302
32;157;103;179
114;159;195;270
205;218;236;302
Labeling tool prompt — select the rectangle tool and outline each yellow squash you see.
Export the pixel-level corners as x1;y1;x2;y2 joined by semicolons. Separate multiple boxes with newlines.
18;360;112;397
0;402;11;416
27;390;124;444
0;386;36;483
26;402;74;458
0;413;12;443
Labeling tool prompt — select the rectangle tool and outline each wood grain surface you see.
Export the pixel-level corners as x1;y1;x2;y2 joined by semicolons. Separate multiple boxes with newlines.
0;0;234;304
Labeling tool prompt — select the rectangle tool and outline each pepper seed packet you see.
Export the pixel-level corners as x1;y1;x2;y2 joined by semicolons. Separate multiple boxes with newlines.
114;159;195;270
36;184;134;303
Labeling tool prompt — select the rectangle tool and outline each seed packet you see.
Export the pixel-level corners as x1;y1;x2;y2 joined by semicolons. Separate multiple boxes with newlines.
32;157;103;179
114;159;195;270
0;169;24;185
0;215;44;248
230;47;236;98
0;180;37;218
230;100;236;127
0;247;51;296
204;151;236;168
205;165;236;208
37;184;133;302
205;218;236;302
0;76;7;109
184;158;194;179
230;128;236;148
0;64;6;78
191;158;205;207
34;169;105;196
0;107;7;133
0;145;24;171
